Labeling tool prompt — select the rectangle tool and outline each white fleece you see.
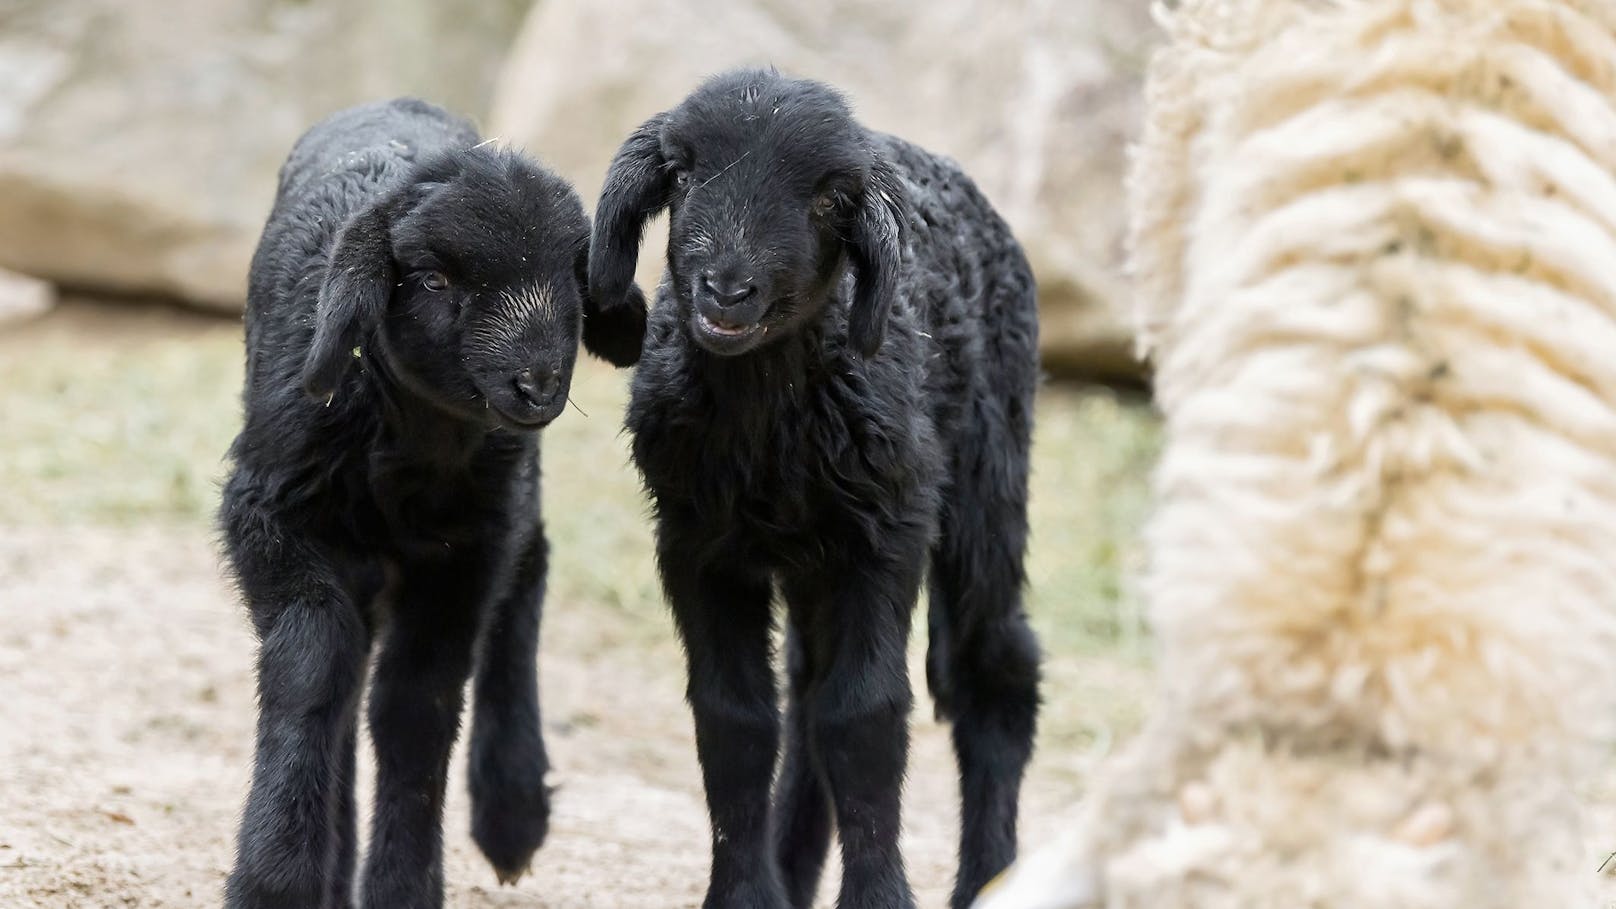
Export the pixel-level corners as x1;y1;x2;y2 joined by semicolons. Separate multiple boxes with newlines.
980;1;1616;906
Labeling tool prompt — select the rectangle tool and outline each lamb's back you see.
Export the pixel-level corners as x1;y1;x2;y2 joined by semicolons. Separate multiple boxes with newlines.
875;133;1039;456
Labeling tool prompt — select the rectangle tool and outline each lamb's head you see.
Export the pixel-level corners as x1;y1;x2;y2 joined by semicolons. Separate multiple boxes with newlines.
301;147;591;430
589;68;908;358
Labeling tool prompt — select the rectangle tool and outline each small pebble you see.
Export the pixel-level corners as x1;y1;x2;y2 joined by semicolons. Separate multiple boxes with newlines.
1177;780;1217;824
1393;802;1454;846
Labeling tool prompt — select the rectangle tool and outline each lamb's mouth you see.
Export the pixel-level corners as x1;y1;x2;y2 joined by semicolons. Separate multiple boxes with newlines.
489;400;555;431
695;310;767;341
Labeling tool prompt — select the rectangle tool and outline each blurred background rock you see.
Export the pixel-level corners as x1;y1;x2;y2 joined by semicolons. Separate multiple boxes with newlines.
0;0;529;310
0;0;1155;380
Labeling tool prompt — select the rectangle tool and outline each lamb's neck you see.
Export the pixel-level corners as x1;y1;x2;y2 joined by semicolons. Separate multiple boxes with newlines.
696;327;828;410
362;348;489;470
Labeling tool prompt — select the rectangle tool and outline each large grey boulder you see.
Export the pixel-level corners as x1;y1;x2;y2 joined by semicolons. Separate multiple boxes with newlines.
491;0;1157;379
0;0;528;309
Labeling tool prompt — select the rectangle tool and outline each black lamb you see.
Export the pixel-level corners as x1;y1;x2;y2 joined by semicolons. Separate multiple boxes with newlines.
588;69;1043;909
219;97;636;909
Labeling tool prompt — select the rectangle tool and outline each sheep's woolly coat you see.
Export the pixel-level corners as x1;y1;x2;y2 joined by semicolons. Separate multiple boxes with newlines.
979;1;1616;906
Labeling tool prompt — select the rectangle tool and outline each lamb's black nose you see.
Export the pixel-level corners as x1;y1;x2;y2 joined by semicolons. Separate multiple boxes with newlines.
513;367;560;407
700;272;758;309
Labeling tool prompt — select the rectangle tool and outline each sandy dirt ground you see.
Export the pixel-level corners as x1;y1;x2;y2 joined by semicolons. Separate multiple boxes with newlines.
0;522;1141;909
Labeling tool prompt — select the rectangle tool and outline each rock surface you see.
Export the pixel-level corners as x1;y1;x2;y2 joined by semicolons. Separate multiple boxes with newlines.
491;0;1157;378
0;0;528;309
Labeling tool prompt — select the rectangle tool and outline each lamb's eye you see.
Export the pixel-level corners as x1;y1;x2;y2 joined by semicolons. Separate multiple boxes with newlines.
421;271;450;292
812;192;840;217
673;168;691;189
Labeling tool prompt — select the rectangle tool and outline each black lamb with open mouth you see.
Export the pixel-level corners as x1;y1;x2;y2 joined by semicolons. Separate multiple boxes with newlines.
588;69;1044;909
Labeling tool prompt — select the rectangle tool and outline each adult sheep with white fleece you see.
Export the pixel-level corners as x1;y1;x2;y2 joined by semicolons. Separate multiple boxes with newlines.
978;0;1616;906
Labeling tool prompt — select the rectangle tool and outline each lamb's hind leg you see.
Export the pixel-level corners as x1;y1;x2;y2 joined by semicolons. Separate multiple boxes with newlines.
224;506;368;909
929;433;1042;909
469;525;553;884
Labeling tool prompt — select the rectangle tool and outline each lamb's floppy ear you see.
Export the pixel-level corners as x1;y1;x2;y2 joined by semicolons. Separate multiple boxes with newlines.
578;243;647;367
847;154;908;358
588;113;672;317
302;200;395;400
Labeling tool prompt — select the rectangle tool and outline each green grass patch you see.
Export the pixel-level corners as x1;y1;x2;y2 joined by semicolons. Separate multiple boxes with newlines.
1026;388;1161;655
0;306;243;525
0;302;1161;655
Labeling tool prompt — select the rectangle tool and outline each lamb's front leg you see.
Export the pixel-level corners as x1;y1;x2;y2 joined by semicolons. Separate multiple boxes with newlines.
791;559;922;909
660;534;786;909
360;552;489;909
469;524;553;883
224;513;368;909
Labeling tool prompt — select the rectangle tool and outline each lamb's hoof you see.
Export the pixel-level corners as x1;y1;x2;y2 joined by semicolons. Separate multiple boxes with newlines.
472;781;554;886
494;863;532;887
